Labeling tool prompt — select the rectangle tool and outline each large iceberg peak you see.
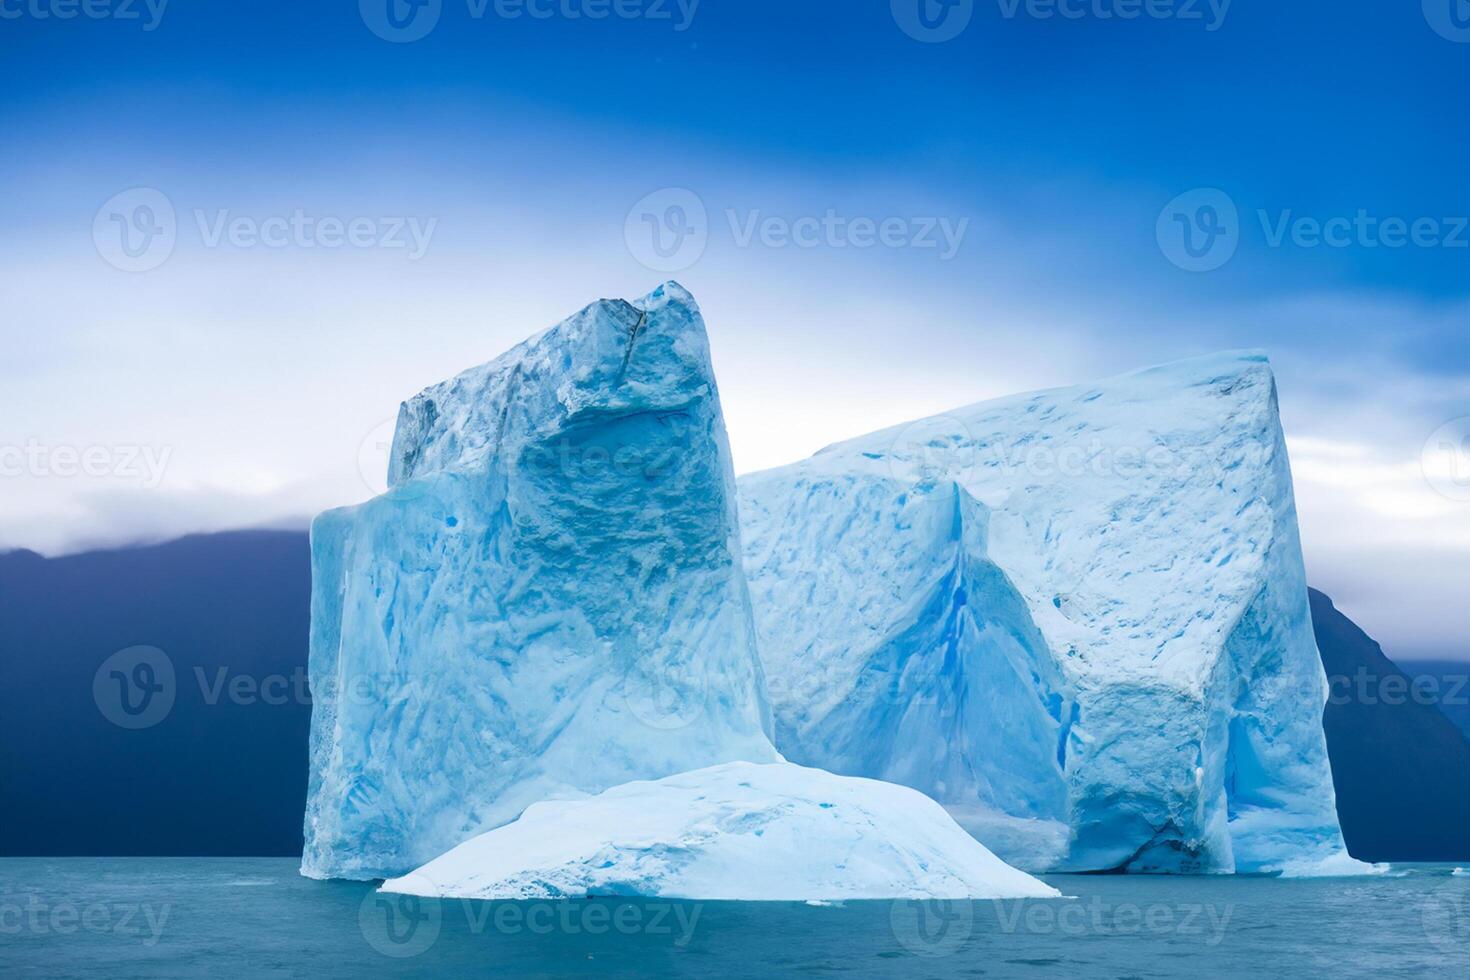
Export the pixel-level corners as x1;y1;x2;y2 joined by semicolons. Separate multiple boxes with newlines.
303;283;776;881
388;280;710;486
739;349;1355;874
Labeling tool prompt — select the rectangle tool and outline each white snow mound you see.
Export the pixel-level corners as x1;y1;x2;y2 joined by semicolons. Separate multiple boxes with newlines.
381;762;1062;902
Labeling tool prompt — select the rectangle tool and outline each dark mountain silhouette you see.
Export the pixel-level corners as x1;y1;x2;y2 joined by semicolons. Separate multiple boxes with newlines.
0;531;311;857
1310;589;1470;862
3;534;1467;863
1392;658;1470;743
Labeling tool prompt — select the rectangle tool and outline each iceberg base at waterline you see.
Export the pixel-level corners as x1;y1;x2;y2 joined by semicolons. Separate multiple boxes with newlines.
381;762;1062;902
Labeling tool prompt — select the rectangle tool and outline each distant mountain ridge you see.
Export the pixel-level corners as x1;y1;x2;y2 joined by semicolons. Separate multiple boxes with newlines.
2;533;1467;861
1309;589;1470;862
0;531;311;857
1392;658;1470;743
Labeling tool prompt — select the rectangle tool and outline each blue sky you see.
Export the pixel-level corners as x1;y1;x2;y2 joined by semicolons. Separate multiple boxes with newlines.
2;1;1468;658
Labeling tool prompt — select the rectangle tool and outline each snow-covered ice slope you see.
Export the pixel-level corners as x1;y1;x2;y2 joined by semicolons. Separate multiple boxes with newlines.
738;351;1358;874
383;762;1061;901
302;283;778;880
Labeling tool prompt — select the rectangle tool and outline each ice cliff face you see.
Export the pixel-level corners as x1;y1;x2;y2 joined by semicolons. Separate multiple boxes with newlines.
738;352;1357;874
302;283;778;881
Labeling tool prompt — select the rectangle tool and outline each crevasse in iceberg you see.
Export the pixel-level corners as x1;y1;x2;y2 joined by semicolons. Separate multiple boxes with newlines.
738;351;1361;874
302;282;778;881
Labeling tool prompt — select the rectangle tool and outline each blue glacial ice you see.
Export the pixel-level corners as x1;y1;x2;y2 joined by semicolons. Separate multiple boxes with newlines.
301;283;779;880
383;761;1062;902
738;351;1367;875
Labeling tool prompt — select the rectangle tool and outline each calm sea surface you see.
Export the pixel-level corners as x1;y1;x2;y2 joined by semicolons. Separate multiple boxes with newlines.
1;858;1466;978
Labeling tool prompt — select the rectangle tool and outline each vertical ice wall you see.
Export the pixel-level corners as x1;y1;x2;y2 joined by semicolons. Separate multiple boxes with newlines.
739;352;1358;874
303;283;777;880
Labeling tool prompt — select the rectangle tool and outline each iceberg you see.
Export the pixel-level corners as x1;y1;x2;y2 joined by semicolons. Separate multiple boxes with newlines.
382;761;1061;901
302;283;779;880
738;351;1361;874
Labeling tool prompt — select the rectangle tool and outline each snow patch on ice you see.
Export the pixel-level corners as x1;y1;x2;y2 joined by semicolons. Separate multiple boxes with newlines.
382;762;1063;902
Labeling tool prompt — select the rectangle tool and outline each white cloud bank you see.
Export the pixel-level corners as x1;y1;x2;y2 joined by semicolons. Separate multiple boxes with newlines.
2;155;1465;662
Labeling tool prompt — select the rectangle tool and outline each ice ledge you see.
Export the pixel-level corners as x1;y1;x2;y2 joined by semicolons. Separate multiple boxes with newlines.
381;762;1063;902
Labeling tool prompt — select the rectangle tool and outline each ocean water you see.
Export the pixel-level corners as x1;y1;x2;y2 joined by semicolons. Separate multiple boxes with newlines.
1;859;1466;978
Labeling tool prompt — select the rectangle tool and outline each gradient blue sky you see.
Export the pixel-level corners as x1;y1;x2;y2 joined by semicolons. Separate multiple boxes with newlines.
3;1;1468;658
